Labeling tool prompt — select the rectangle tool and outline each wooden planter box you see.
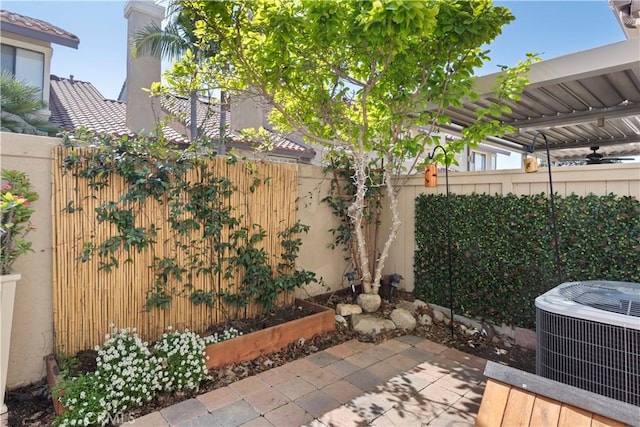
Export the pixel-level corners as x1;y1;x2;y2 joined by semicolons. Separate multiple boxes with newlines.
204;298;335;369
45;354;66;416
46;299;334;416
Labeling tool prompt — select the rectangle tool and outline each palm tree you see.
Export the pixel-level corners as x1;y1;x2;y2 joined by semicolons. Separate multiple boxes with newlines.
130;2;223;144
0;70;59;136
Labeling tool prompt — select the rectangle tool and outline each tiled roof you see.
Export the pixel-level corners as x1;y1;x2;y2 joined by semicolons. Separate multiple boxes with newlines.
0;10;79;49
49;75;315;161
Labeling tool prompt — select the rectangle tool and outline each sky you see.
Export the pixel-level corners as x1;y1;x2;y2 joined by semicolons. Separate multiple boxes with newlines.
2;0;627;101
1;0;631;167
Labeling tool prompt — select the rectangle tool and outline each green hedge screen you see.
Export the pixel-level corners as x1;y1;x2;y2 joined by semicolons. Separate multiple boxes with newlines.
414;193;639;329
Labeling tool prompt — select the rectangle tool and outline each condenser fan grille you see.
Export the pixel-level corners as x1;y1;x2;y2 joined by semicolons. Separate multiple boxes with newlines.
559;282;640;317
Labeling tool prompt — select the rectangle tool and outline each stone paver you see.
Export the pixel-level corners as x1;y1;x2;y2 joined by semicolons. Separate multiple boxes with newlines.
295;389;342;418
258;365;297;386
395;335;427;345
315;404;368;427
400;345;435;362
324;359;360;379
229;375;269;397
197;386;241;411
245;387;290;414
210;400;260;426
129;411;170;426
265;402;314;427
174;413;222;427
344;369;385;393
240;416;275;427
305;351;341;367
377;338;412;354
283;358;319;376
321;380;364;404
366;359;403;381
160;398;208;426
347;390;398;422
135;336;487;427
344;350;380;368
276;377;317;400
300;368;340;389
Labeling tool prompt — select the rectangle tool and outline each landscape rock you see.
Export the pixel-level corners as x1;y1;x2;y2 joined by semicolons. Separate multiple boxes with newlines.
432;309;445;323
413;299;428;310
390;309;416;330
335;315;347;325
396;302;415;313
418;314;432;326
356;293;382;313
351;314;396;335
336;303;362;317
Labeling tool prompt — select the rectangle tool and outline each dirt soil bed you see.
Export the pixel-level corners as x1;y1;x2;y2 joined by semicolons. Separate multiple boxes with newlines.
7;292;535;426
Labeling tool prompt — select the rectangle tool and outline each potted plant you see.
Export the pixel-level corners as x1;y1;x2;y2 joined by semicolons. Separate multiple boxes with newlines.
0;169;38;416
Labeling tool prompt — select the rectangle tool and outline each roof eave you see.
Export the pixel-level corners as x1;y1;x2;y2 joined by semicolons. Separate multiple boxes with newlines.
2;21;79;49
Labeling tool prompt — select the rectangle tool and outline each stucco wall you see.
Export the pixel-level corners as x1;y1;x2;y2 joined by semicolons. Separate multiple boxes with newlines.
0;133;58;388
295;164;347;297
381;163;640;292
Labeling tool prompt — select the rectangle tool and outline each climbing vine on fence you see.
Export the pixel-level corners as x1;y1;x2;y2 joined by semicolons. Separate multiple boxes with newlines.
414;192;639;329
58;130;315;319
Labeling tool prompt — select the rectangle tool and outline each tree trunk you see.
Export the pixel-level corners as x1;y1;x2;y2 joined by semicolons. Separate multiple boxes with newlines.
348;154;374;294
372;155;402;288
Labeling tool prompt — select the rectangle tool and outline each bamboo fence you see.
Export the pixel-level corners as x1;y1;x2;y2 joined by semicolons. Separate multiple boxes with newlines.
51;146;298;354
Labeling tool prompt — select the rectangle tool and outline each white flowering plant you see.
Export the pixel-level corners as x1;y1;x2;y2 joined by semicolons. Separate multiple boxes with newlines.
54;325;161;426
154;326;209;392
94;326;162;414
203;327;242;345
53;324;224;426
53;372;109;426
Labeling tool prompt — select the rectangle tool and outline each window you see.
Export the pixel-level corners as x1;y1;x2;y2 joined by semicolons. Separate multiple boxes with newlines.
471;151;487;171
1;44;45;98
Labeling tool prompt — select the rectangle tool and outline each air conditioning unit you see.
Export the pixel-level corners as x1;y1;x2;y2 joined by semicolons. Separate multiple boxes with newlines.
536;280;640;406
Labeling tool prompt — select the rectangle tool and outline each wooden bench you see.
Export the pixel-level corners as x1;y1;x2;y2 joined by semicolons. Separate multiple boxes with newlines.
476;361;638;427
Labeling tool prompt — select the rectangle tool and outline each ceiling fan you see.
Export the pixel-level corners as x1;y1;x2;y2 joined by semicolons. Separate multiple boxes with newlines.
585;146;634;165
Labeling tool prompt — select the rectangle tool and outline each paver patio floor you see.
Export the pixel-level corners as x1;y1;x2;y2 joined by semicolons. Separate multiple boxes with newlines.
130;335;487;426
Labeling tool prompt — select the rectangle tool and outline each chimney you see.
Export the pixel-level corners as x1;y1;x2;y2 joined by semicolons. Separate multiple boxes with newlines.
124;1;165;135
230;90;270;134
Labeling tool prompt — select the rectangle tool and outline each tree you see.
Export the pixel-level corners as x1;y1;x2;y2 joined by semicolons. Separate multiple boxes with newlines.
0;70;59;136
131;2;224;143
182;0;535;301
